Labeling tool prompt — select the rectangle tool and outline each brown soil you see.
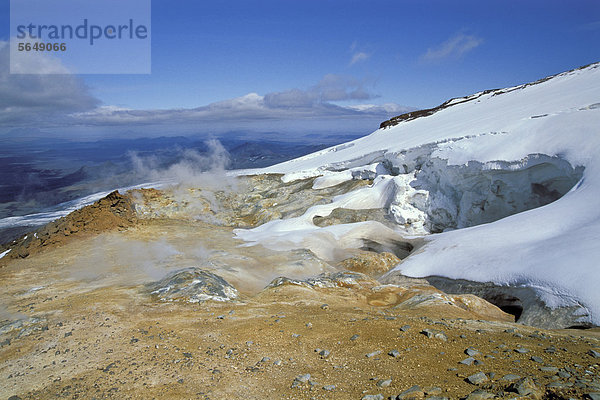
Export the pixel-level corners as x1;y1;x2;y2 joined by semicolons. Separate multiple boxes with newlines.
1;190;599;400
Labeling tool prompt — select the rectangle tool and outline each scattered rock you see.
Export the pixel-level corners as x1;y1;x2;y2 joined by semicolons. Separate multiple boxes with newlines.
102;362;118;373
515;347;529;354
509;377;543;399
295;373;311;383
361;395;384;400
558;370;572;379
292;373;311;388
425;387;442;395
465;347;480;357
318;349;330;358
501;374;521;381
459;357;475;366
421;329;447;341
466;372;488;385
464;389;495;400
546;381;573;389
589;350;600;358
388;349;401;358
377;378;392;388
397;384;425;399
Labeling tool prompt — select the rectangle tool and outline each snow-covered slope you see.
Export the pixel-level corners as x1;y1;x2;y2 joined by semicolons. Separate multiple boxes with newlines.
236;63;600;326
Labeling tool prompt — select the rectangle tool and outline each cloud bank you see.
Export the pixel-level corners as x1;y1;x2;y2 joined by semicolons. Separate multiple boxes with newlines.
71;73;410;129
0;41;412;137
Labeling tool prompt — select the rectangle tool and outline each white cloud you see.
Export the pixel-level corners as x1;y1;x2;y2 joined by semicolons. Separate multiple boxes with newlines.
346;103;413;114
350;52;370;65
421;33;483;62
0;41;99;126
348;41;371;65
264;74;374;108
580;20;600;31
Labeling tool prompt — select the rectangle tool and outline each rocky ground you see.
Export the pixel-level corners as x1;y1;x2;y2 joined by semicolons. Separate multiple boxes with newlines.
1;176;600;399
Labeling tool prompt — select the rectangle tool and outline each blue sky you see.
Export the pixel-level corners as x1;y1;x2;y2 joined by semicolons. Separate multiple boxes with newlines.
0;0;599;139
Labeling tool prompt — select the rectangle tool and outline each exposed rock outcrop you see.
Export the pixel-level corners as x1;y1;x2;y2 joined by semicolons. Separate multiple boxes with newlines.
267;271;376;290
422;276;592;329
338;251;401;277
312;207;394;228
148;268;239;303
263;271;513;323
0;191;135;263
128;174;371;228
369;278;514;323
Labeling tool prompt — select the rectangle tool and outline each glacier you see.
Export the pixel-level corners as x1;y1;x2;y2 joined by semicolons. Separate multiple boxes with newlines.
235;63;600;327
